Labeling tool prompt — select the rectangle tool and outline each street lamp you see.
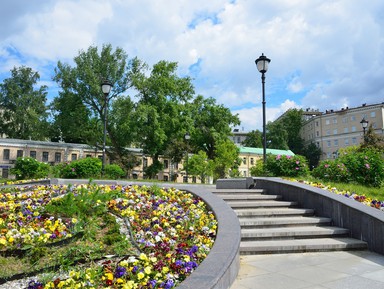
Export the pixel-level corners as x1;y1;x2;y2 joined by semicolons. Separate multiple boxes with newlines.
101;80;113;176
255;53;271;164
360;117;369;142
184;132;191;183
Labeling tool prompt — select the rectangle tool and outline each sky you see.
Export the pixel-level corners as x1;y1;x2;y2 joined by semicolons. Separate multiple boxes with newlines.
1;0;384;132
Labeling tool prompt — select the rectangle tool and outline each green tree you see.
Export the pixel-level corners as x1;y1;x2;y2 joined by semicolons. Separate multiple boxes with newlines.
360;124;384;152
52;43;136;164
212;138;241;180
0;66;49;140
185;150;213;184
266;121;289;149
10;157;50;180
277;109;305;154
242;130;263;147
303;142;322;169
189;95;240;160
131;60;195;178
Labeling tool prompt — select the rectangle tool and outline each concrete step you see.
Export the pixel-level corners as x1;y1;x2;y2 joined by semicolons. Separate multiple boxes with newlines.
235;208;315;218
241;226;350;240
239;216;332;228
240;237;368;255
227;200;298;209
212;189;266;194
215;194;282;201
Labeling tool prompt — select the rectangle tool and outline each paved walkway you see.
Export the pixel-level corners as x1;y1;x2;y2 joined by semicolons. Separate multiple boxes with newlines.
230;250;384;289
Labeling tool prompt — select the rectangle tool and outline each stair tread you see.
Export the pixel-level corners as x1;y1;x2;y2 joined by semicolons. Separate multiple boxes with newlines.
240;237;367;249
235;208;314;215
241;226;349;237
215;194;281;200
228;201;298;208
212;189;265;194
239;216;331;224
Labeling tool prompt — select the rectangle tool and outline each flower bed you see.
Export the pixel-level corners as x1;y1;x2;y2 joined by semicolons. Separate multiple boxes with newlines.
291;179;384;211
0;184;217;288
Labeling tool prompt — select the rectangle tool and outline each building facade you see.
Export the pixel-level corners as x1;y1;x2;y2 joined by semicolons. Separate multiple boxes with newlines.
301;103;384;160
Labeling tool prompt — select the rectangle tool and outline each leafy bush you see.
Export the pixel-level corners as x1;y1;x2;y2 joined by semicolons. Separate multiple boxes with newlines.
265;154;309;177
339;149;384;187
311;159;350;183
59;157;102;179
105;164;125;179
10;157;50;180
249;160;266;176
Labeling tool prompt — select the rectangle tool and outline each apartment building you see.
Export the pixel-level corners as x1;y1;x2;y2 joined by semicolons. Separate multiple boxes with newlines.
301;102;384;160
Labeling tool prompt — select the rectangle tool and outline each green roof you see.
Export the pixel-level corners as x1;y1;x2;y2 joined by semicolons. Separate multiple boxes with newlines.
239;146;295;156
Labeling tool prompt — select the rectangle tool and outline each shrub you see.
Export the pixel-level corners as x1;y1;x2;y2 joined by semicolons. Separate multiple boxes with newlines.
311;159;350;183
60;158;102;179
10;157;50;180
339;149;384;187
265;154;309;177
249;160;266;176
105;164;125;179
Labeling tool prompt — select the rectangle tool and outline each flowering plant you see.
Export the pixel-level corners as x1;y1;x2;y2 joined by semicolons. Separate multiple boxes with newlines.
1;184;217;288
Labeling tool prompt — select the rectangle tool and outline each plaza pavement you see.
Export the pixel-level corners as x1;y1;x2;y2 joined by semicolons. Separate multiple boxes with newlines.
230;250;384;289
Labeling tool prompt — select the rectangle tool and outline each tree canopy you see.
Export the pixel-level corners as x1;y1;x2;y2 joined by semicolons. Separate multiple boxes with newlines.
0;66;49;140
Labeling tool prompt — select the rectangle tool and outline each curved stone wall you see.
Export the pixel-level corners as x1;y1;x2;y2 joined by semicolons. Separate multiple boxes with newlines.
254;177;384;255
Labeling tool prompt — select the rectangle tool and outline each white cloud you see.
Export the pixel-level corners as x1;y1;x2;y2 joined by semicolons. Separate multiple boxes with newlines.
1;0;384;129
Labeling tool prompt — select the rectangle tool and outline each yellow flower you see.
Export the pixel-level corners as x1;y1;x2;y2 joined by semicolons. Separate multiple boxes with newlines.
137;272;145;280
144;266;151;274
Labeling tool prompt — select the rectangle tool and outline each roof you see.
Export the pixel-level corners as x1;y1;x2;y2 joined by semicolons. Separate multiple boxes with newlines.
239;146;295;156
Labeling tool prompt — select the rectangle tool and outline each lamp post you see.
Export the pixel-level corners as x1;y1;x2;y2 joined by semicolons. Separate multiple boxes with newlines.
101;80;113;176
360;117;369;142
255;53;271;164
184;132;190;183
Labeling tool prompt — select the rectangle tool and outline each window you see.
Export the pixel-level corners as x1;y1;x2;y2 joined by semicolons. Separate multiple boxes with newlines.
163;175;169;182
164;159;169;169
237;136;241;143
3;149;10;160
30;151;37;159
327;152;332;159
243;157;246;164
342;117;348;123
333;129;338;135
42;152;49;162
351;126;356;132
243;171;247;177
351;115;356;121
86;154;92;158
143;158;148;168
316;121;319;127
327;141;331;147
344;138;349;145
17;150;23;158
183;176;188;183
250;158;254;165
55;152;61;162
334;139;339;146
71;154;77;161
325;119;330;125
326;130;331;135
316;142;320;147
2;168;9;179
372;122;377;128
370;111;376;117
344;127;349;133
333;118;337;124
352;137;357;144
192;176;197;183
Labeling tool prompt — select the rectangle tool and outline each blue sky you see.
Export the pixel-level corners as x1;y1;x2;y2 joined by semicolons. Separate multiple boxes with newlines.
1;0;384;131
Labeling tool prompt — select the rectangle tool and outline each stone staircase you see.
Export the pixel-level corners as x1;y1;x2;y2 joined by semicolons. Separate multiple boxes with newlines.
213;188;368;255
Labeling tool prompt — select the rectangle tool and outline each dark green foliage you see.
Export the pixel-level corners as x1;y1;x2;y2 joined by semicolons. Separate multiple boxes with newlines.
311;149;384;187
10;157;50;180
59;157;102;179
0;66;49;140
265;154;309;177
105;164;125;179
249;160;267;176
311;160;349;183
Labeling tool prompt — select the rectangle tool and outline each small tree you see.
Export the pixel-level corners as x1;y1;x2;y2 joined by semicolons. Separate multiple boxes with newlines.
265;154;309;177
10;157;50;180
185;150;213;183
59;158;102;179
